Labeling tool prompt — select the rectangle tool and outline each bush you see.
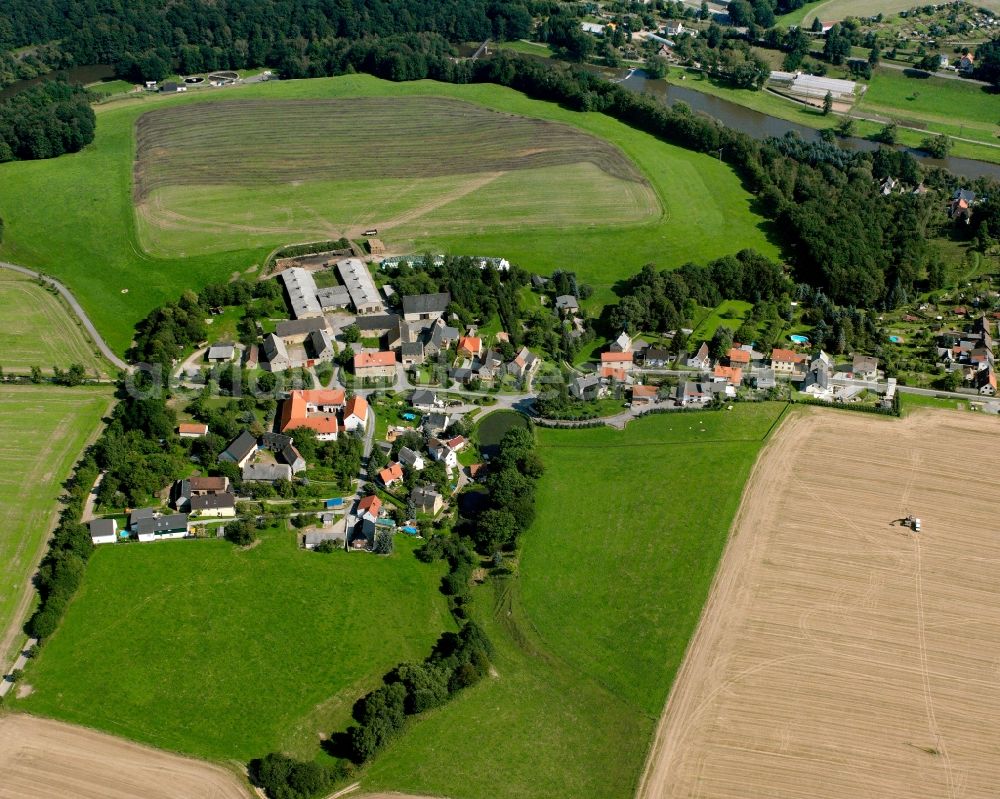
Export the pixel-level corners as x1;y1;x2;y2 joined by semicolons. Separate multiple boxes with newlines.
248;752;346;799
224;518;256;545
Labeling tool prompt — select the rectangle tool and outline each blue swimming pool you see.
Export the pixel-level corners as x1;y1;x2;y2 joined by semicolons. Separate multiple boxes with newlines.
789;334;809;345
401;412;417;420
888;335;902;343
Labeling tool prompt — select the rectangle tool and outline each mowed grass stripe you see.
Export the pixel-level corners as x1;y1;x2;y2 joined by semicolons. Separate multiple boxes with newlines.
0;386;113;665
0;272;111;376
133;97;648;197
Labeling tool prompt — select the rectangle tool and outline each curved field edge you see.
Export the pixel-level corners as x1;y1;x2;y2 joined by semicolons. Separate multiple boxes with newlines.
359;403;789;799
0;74;779;356
0;714;251;799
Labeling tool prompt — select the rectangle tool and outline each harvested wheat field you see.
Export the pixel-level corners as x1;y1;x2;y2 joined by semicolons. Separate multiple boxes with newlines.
639;408;1000;799
0;715;249;799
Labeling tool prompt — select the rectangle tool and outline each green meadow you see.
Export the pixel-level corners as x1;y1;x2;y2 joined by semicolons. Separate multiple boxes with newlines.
18;531;453;762
0;385;113;665
0;74;779;354
363;403;789;799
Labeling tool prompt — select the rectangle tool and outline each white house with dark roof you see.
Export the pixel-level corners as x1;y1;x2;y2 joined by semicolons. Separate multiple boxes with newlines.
206;343;236;362
219;431;258;468
686;342;711;370
242;463;293;482
398;446;425;471
189;493;237;518
89;518;118;545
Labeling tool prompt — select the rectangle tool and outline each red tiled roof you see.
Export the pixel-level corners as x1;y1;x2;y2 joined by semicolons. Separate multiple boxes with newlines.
280;389;347;431
771;348;805;363
727;347;751;364
358;495;382;516
458;336;482;354
345;395;369;420
446;435;466;450
713;365;743;386
178;423;208;435
600;366;628;381
601;351;634;363
354;351;396;368
631;385;657;398
379;463;403;484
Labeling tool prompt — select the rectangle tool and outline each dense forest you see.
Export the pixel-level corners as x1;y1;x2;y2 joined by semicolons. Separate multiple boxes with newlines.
0;81;94;161
0;0;535;80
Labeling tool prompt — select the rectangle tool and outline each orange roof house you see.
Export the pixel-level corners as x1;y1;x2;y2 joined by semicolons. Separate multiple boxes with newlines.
357;494;382;521
631;384;657;403
727;347;751;365
601;351;634;364
279;389;347;439
713;365;743;386
178;423;209;437
600;366;629;381
344;395;369;431
378;462;404;487
457;336;482;358
353;351;397;369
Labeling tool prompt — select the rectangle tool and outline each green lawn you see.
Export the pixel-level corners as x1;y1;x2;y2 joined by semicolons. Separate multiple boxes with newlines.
858;67;1000;145
690;299;753;343
0;271;112;377
779;0;1000;26
17;531;453;762
0;74;779;354
899;391;971;413
362;403;789;799
0;386;113;664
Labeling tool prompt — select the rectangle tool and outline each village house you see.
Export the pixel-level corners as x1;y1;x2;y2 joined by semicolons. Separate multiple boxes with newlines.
423;412;452;436
355;314;400;340
950;188;977;224
133;512;189;542
978;366;997;395
206;343;236;363
457;336;483;359
353;351;397;380
308;328;335;361
771;348;806;374
357;494;382;524
281;444;306;474
378;462;404;488
610;332;632;353
219;431;258;469
302;517;348;550
569;374;607;400
686;342;711;370
752;369;776;390
242;462;294;483
507;347;540;380
630;384;658;406
958;52;975;73
189;493;237;518
601;351;634;372
727;347;751;368
428;437;459;470
177;422;209;438
174;476;230;510
642;347;670;368
555;295;579;315
280;389;346;441
261;333;291;372
676;381;710;406
88;518;118;545
852;354;879;381
401;341;425;368
411;484;444;516
398;446;426;471
411;389;441;412
343;395;370;432
424;318;460;357
712;365;743;388
403;292;451;323
276;317;328;343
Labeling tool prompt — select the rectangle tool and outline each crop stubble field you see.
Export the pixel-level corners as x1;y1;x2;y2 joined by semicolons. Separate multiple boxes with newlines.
640;408;1000;799
781;0;1000;25
0;386;113;665
0;715;248;799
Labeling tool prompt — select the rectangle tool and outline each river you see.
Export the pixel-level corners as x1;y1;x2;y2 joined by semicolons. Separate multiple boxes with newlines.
618;70;1000;181
0;64;116;101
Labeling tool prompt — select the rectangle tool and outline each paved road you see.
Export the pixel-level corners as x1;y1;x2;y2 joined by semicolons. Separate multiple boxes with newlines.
0;261;130;372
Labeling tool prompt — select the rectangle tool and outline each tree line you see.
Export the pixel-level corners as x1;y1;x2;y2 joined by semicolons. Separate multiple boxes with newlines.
0;80;95;162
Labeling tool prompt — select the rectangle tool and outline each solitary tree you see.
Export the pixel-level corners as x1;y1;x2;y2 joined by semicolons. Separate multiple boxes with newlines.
822;90;833;115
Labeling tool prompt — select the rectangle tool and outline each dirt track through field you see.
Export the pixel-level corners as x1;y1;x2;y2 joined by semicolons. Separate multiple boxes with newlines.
0;715;249;799
638;409;1000;799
